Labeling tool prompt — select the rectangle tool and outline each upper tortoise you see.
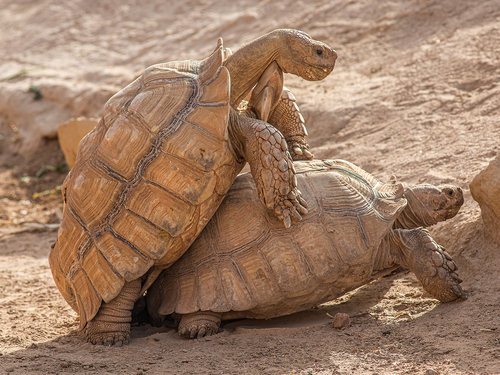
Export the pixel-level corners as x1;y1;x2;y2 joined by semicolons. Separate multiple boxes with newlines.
49;29;337;345
146;159;466;338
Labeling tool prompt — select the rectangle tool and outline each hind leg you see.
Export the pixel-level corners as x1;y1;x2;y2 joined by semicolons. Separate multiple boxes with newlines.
85;278;142;346
385;228;466;302
177;311;222;339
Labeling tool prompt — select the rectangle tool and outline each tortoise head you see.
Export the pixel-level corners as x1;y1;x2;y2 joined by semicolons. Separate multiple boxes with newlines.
405;184;464;224
275;29;337;81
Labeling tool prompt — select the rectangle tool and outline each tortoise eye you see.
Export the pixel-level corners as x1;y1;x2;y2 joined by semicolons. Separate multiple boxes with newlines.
316;49;323;56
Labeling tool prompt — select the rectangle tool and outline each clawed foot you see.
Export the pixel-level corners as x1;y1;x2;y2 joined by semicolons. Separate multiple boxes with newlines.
178;312;221;339
288;138;314;161
252;123;308;228
85;321;130;347
415;231;467;302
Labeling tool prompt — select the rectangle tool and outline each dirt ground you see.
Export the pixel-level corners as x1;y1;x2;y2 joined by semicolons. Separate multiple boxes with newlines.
1;0;500;374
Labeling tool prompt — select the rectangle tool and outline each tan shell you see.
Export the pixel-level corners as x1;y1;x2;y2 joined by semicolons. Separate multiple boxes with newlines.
49;40;242;328
151;160;407;320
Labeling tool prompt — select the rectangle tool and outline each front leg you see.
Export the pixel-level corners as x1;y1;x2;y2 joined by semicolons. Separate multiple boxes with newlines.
381;228;466;303
229;111;308;228
249;120;308;228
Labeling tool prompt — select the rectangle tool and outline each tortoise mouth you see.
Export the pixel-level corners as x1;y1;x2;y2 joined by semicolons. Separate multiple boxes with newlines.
434;202;463;221
303;62;335;81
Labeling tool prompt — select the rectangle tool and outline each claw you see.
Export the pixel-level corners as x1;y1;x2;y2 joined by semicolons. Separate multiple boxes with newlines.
190;327;197;339
292;146;303;155
283;215;291;228
197;328;206;339
303;149;314;159
291;208;303;222
453;285;467;299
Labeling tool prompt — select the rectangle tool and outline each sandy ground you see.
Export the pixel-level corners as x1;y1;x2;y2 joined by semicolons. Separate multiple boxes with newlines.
1;0;500;374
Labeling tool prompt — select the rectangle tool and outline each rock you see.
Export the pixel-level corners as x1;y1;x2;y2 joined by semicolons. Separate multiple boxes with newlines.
470;155;500;244
57;117;98;169
332;313;350;329
425;368;438;375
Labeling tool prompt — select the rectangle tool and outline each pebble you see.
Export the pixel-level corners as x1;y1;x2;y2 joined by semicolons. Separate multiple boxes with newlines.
332;313;350;329
426;369;438;375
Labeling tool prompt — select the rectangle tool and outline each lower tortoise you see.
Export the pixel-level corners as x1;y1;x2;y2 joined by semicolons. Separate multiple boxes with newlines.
146;159;466;338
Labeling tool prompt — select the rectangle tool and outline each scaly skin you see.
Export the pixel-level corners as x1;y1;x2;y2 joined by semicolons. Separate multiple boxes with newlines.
267;87;313;160
380;228;466;302
229;109;307;227
85;279;142;346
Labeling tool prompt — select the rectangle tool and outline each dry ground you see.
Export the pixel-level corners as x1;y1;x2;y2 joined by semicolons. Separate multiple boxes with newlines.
1;0;500;374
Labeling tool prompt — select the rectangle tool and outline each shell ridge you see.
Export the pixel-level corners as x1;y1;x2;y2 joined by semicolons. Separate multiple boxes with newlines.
107;227;151;263
200;65;228;87
356;214;371;250
122;110;156;138
255;244;286;299
156;147;217;174
125;207;166;231
207;220;230;312
141;178;193;206
180;119;223;141
229;259;256;310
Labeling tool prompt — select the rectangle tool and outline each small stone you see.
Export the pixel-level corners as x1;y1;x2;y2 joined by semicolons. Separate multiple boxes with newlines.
60;362;69;368
332;313;350;330
426;368;438;375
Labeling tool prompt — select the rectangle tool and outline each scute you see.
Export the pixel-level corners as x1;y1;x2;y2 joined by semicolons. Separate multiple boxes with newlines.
96;113;154;180
68;164;124;232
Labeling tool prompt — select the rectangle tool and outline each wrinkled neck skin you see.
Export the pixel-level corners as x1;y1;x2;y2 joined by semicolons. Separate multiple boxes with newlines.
223;30;284;108
394;188;439;229
227;107;251;163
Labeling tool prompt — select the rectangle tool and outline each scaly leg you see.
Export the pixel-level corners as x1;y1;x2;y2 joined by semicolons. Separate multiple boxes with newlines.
380;228;466;302
229;109;308;228
267;87;313;160
178;311;222;339
85;278;142;346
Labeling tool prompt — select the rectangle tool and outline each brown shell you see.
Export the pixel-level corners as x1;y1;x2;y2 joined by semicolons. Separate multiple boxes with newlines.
49;40;242;329
150;160;407;320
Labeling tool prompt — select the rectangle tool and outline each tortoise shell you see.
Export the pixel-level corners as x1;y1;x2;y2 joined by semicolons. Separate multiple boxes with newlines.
150;160;407;319
49;40;242;328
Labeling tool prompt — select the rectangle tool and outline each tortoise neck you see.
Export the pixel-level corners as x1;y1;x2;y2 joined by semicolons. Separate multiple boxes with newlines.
223;30;286;108
394;188;438;229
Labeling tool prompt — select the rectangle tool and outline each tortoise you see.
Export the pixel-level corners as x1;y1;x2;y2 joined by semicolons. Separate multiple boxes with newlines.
146;159;466;338
49;29;337;346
